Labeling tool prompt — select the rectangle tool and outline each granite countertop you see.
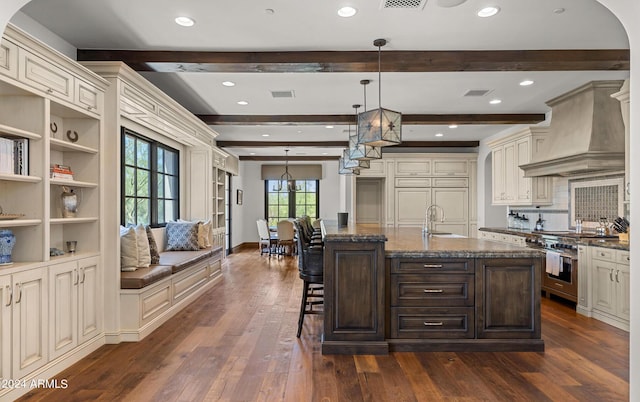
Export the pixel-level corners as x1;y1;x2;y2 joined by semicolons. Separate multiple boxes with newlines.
479;227;630;251
324;224;546;258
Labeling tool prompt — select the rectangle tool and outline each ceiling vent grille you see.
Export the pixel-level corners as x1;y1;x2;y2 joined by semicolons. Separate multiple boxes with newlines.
380;0;428;9
464;89;491;97
271;90;295;99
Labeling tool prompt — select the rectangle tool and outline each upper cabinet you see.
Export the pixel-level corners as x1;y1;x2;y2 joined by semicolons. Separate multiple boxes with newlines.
488;127;553;206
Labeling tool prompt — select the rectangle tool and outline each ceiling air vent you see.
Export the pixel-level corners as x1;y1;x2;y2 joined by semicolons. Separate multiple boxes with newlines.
380;0;428;9
271;90;295;99
464;89;491;97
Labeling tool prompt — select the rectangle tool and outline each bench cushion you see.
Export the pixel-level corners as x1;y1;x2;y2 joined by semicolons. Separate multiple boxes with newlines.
160;249;214;274
121;265;173;289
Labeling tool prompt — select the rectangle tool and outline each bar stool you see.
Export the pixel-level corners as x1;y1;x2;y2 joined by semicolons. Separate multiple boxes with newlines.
295;228;323;337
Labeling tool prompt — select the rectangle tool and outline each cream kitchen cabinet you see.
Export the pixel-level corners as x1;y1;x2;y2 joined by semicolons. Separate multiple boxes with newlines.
0;267;49;380
591;247;629;331
488;127;552;206
576;245;591;317
395;187;432;226
0;38;18;80
431;159;469;177
358;159;386;177
395;159;431;177
431;187;468;236
49;256;102;360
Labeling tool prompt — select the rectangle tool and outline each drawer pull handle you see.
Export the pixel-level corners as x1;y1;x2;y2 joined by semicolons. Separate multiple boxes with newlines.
601;252;606;257
423;289;444;293
424;322;443;326
554;283;564;288
5;285;12;306
615;270;620;283
423;264;443;268
609;269;614;282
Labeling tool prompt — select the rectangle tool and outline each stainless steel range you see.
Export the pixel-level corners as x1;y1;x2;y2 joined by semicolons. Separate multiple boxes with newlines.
531;231;617;303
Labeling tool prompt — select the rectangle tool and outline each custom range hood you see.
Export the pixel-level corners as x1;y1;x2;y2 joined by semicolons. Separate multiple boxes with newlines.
520;81;626;177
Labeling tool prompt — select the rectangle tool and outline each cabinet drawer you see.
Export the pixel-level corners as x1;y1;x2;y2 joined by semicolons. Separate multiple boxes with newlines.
390;274;474;307
140;283;171;325
592;247;615;262
390;307;474;339
172;263;209;303
392;258;473;274
19;48;74;102
616;250;630;265
395;177;431;187
0;39;18;79
432;177;468;188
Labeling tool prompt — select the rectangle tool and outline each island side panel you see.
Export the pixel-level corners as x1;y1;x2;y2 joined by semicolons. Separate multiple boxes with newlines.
476;257;543;340
322;239;388;355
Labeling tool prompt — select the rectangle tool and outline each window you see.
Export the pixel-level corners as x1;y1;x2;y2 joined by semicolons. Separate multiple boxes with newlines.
121;127;179;227
265;180;318;226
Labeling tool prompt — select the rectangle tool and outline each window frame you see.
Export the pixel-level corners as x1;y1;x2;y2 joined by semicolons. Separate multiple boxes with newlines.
264;179;319;226
120;127;180;227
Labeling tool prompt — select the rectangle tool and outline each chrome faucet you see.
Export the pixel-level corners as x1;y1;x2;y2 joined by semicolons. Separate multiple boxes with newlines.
423;204;445;236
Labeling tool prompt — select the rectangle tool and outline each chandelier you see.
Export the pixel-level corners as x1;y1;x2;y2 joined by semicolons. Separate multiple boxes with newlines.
357;39;402;147
272;149;302;191
349;83;382;160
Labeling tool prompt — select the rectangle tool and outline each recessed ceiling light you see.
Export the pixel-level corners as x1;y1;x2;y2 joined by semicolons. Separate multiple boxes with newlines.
449;124;458;129
250;152;256;155
262;134;270;137
174;16;195;27
435;133;444;137
297;130;303;134
325;125;334;129
337;6;357;17
489;99;502;105
322;152;328;155
237;100;249;105
520;79;534;86
222;81;235;87
477;6;500;17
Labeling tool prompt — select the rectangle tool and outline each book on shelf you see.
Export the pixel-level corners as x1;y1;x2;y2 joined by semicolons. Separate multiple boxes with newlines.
50;163;74;180
0;136;29;175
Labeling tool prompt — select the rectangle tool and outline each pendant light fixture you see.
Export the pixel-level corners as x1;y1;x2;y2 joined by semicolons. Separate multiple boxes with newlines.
339;107;370;175
358;39;402;147
272;149;302;191
350;81;382;160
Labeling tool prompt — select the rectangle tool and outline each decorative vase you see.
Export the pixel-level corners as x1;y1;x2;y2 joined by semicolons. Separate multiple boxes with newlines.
61;186;78;218
0;229;16;264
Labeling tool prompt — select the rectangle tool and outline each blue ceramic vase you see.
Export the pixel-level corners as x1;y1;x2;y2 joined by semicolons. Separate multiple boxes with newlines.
0;229;16;264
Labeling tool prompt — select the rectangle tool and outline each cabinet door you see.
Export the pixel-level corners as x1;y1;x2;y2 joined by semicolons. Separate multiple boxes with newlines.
395;160;430;176
576;246;590;312
49;261;78;360
395;188;431;225
616;265;630;321
503;142;517;202
0;275;11;380
516;137;532;203
431;159;468;176
476;258;541;339
19;48;74;103
591;259;616;315
78;256;102;344
432;187;468;236
75;78;101;116
491;147;505;204
12;268;48;379
0;39;18;79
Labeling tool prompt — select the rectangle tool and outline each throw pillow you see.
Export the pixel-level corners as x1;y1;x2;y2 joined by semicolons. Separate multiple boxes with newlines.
145;225;160;264
166;221;199;251
202;219;213;248
120;226;138;271
135;224;151;268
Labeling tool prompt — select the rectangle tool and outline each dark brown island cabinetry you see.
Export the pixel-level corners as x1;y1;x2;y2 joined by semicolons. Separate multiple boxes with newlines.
322;225;545;354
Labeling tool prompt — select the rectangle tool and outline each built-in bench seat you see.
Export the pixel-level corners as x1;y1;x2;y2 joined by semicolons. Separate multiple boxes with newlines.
119;227;224;341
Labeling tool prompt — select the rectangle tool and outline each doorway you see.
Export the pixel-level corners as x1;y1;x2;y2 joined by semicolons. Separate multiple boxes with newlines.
356;178;384;224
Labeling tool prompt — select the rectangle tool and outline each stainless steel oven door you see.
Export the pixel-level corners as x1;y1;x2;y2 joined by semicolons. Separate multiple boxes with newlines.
543;254;578;302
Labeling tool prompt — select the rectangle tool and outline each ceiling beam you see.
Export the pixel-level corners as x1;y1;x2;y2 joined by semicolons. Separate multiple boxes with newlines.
77;49;629;73
199;113;546;126
239;155;340;161
218;141;480;148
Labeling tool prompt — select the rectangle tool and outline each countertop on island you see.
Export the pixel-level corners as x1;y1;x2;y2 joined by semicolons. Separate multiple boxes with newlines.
323;224;546;259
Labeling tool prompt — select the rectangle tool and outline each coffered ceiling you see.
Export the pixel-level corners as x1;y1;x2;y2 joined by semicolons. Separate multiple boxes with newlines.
16;0;630;159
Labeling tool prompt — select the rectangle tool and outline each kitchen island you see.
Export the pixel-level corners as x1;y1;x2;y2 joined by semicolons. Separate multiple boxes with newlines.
322;224;546;355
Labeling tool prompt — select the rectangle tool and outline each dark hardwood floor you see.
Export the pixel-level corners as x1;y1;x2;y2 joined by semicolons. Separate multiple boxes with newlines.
19;248;629;401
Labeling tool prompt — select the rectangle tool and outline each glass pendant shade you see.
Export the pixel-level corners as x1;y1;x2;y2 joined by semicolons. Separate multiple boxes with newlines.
342;148;370;169
357;107;402;147
349;130;382;160
338;157;361;175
